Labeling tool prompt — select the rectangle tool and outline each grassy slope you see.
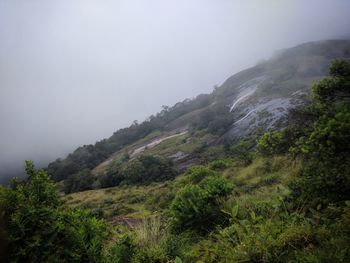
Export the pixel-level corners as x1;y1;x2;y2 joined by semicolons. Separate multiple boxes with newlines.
91;129;216;177
64;155;302;224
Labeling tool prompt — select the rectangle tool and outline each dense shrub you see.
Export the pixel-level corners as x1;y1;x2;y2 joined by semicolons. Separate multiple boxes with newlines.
170;185;208;231
257;129;300;156
161;232;194;260
99;170;124;189
0;161;108;263
171;175;233;232
199;175;234;199
209;160;229;170
105;235;135;263
65;155;178;193
230;139;255;165
63;168;95;194
184;165;217;184
289;60;350;203
132;245;167;263
123;155;178;185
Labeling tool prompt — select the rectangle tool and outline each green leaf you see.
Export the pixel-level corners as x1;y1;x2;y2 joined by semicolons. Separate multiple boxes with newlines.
232;204;239;218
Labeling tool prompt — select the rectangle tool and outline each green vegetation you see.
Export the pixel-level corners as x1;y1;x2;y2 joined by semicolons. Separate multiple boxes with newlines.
258;59;350;205
1;57;350;261
47;93;214;182
170;174;233;232
0;162;108;262
290;59;350;204
63;155;177;194
191;104;234;135
47;41;350;198
122;155;178;185
70;60;349;262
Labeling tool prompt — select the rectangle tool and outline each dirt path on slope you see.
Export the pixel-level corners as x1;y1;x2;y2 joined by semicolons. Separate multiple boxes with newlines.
129;131;188;158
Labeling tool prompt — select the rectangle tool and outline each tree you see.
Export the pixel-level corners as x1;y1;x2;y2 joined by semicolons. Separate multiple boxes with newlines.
257;129;300;157
289;60;350;203
312;59;350;104
63;169;95;194
123;155;178;185
330;59;350;77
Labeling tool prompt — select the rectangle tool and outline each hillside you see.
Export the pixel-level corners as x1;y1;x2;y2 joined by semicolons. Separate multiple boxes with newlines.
59;54;350;262
2;41;350;262
47;40;350;190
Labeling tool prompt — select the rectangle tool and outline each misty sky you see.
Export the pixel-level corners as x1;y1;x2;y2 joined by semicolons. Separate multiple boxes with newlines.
1;0;350;180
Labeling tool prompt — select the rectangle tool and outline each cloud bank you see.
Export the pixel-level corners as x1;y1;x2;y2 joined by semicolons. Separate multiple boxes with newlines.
0;0;350;181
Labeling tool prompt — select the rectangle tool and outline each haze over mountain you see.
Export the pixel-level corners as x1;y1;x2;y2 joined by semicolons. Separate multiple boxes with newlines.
1;0;350;183
46;39;350;185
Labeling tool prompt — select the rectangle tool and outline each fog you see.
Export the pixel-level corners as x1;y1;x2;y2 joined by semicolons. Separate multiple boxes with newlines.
0;0;350;182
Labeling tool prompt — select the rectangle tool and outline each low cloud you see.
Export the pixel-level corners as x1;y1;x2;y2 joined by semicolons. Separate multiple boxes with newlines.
0;0;350;180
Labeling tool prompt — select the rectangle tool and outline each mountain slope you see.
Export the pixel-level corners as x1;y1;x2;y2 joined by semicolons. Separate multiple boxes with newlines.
47;40;350;183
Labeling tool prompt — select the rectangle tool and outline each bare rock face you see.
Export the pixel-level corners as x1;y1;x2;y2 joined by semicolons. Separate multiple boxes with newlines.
217;40;350;140
229;76;268;112
224;75;306;139
228;97;293;137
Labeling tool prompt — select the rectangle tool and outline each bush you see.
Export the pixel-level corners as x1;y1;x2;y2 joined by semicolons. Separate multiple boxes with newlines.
209;160;228;171
330;59;350;77
105;235;135;263
99;171;124;189
132;245;167;263
288;60;350;204
162;232;194;260
0;161;108;263
171;175;233;232
170;184;208;231
199;176;234;200
230;139;255;165
257;129;298;156
184;165;217;184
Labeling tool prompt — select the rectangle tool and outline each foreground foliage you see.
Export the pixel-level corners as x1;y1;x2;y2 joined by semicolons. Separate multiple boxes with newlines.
170;173;233;232
0;162;108;263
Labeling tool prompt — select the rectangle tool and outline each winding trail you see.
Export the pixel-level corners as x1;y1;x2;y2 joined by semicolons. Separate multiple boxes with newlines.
130;131;188;157
92;130;188;175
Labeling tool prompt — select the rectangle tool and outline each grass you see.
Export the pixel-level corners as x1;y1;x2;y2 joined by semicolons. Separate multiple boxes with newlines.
64;182;172;220
64;155;302;225
224;156;301;191
145;134;189;156
92;130;163;175
134;216;163;246
131;130;162;147
92;122;219;178
134;130;215;157
62;153;317;263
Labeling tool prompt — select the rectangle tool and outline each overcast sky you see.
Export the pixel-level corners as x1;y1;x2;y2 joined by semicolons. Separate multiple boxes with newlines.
0;0;350;180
